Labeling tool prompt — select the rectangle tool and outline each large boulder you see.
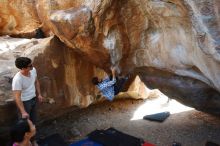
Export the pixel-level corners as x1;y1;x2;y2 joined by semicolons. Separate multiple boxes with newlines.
36;0;220;113
1;0;220;138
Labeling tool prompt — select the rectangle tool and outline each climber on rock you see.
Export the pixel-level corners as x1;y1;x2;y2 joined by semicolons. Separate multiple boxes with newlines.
92;66;129;101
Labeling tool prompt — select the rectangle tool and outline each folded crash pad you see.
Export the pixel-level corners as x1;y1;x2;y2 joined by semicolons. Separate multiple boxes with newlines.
143;111;170;122
88;127;143;146
37;133;67;146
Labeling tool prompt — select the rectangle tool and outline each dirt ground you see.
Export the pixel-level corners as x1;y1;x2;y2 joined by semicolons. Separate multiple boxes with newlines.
37;97;220;146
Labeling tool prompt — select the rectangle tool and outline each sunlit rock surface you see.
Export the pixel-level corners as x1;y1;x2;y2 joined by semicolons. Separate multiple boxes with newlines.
0;0;41;37
1;0;220;138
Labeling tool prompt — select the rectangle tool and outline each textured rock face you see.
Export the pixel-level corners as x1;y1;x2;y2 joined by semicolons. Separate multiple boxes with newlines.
35;0;220;91
0;0;41;37
1;0;220;131
36;0;220;112
1;0;220;140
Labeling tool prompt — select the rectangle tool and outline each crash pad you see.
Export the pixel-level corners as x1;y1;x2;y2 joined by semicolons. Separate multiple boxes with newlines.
88;127;143;146
206;141;219;146
70;138;102;146
143;111;170;122
142;142;156;146
37;133;67;146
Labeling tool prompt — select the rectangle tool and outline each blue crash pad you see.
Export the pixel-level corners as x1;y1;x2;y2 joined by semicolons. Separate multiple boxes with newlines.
70;138;103;146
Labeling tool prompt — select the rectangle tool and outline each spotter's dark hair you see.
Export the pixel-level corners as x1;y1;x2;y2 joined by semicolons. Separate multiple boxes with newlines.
15;57;32;69
10;118;30;143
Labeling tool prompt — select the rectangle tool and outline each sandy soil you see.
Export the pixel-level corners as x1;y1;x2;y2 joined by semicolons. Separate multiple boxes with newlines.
37;97;220;146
